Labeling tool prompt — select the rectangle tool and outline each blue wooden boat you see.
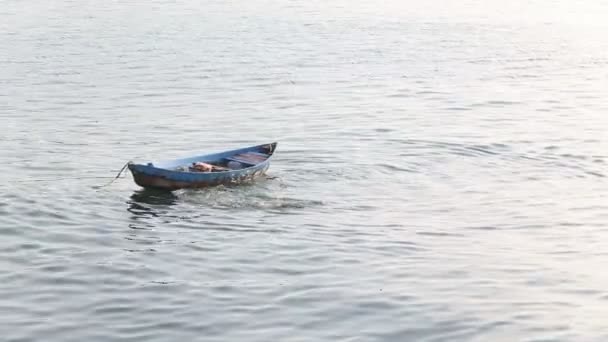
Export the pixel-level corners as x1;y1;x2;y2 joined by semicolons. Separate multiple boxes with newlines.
128;142;277;190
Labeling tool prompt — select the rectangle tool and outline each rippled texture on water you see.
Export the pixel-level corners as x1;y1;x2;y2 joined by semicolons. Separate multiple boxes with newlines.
2;0;608;341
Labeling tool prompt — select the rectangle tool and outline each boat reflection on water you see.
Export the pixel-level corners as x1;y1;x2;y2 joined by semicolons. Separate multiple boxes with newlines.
123;189;181;249
130;188;179;206
126;188;179;220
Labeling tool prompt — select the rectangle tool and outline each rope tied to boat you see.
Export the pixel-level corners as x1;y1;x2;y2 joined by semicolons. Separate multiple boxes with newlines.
95;161;131;189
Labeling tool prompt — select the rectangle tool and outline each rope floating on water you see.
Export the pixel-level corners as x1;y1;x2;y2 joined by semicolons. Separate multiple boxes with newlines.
2;162;132;187
8;176;118;183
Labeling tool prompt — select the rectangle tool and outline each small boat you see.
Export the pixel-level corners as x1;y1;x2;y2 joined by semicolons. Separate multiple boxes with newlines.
128;142;277;190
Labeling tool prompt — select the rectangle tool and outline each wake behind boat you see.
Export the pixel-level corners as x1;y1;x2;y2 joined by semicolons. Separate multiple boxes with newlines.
128;142;277;190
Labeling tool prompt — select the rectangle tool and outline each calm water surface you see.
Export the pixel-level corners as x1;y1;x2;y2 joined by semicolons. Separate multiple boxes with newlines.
2;1;608;341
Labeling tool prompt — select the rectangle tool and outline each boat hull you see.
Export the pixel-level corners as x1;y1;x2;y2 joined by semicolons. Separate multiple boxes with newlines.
130;164;269;190
127;143;276;191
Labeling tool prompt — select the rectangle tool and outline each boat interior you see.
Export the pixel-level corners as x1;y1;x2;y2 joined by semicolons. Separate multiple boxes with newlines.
176;151;272;173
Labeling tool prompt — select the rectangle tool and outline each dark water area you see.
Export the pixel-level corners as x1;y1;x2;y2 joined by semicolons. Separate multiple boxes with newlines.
2;1;608;341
